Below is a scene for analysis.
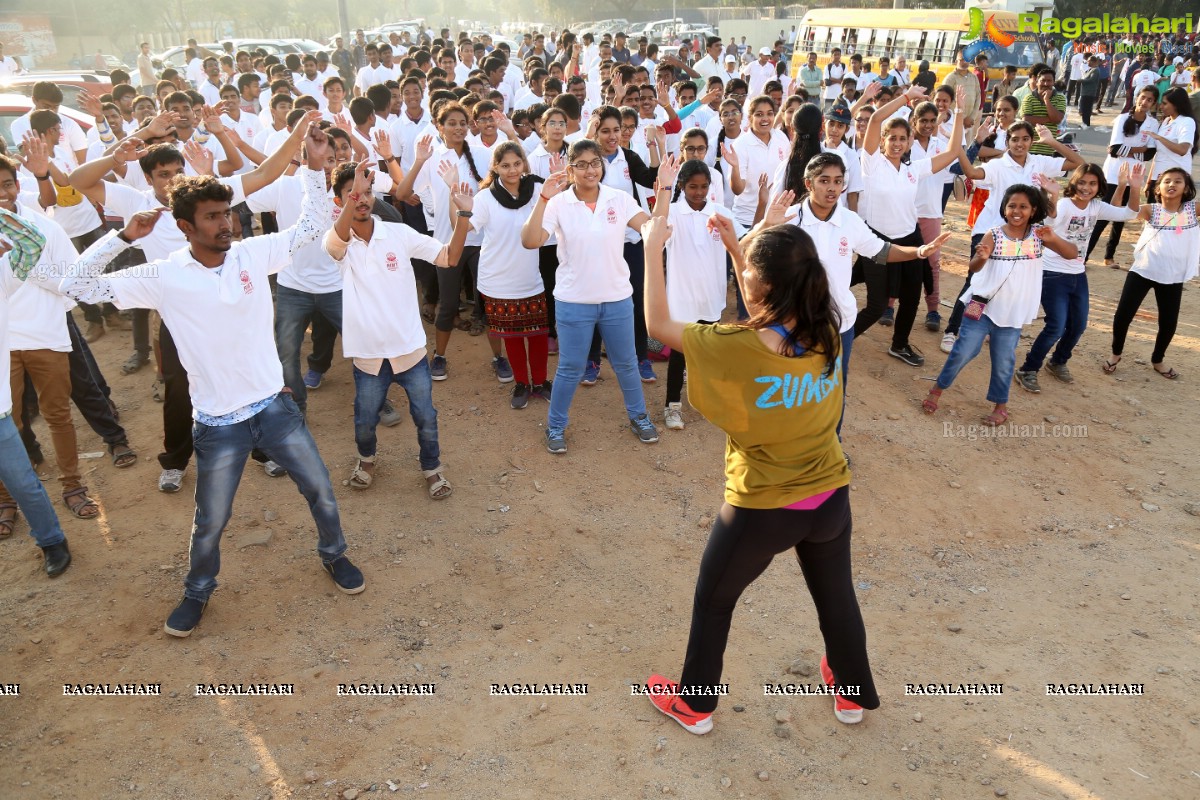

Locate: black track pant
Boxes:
[677,487,879,714]
[1110,271,1183,364]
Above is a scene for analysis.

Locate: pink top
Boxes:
[783,488,837,510]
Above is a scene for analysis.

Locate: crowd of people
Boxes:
[0,24,1195,731]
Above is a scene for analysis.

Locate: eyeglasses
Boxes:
[620,124,637,133]
[728,92,747,100]
[570,159,604,171]
[682,145,708,155]
[854,117,871,124]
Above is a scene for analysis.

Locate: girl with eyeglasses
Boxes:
[520,143,677,454]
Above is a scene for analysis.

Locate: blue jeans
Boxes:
[935,314,1022,405]
[837,327,854,437]
[550,297,647,431]
[944,233,985,336]
[274,285,344,414]
[185,394,346,601]
[1021,271,1088,372]
[353,358,440,470]
[0,415,65,547]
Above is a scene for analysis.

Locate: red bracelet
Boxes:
[540,193,552,202]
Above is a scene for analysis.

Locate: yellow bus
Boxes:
[792,8,1045,92]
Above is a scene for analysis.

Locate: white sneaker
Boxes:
[379,400,403,427]
[940,332,957,354]
[158,468,185,493]
[664,402,685,430]
[262,460,287,477]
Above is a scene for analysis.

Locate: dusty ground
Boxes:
[2,111,1198,800]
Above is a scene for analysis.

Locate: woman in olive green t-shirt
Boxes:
[636,196,880,736]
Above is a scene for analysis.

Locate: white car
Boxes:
[0,93,94,155]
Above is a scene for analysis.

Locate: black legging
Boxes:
[852,226,925,349]
[665,320,715,405]
[677,487,879,714]
[1087,183,1131,262]
[1110,271,1183,364]
[434,245,483,333]
[538,244,558,338]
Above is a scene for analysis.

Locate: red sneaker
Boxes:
[645,674,714,735]
[819,655,864,724]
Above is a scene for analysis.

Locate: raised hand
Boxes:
[200,105,226,134]
[145,110,180,138]
[450,180,474,212]
[303,122,332,166]
[861,81,883,102]
[902,84,927,102]
[373,128,394,160]
[19,133,51,176]
[1129,161,1146,188]
[77,89,104,120]
[919,232,952,258]
[720,142,739,169]
[700,85,722,106]
[954,84,967,113]
[974,117,995,144]
[762,190,797,226]
[181,139,214,175]
[436,158,459,188]
[655,153,680,190]
[542,169,568,200]
[414,134,435,163]
[350,159,374,196]
[756,172,770,201]
[548,152,566,174]
[123,208,168,241]
[111,136,149,166]
[493,110,516,137]
[641,214,672,248]
[1035,124,1056,145]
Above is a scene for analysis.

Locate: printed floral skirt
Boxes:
[481,292,550,338]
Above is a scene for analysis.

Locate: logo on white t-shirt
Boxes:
[386,252,398,271]
[240,270,254,294]
[838,237,849,256]
[607,207,618,224]
[623,167,630,180]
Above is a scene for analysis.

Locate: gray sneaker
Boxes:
[1045,361,1074,384]
[379,400,403,427]
[158,468,185,493]
[630,413,660,443]
[545,427,567,454]
[1014,369,1041,393]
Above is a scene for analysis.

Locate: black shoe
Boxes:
[533,380,553,401]
[164,595,207,637]
[888,344,925,366]
[510,382,531,410]
[878,307,894,327]
[41,540,71,577]
[323,555,365,594]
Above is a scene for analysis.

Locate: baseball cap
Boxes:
[759,47,772,56]
[724,54,736,63]
[825,104,852,125]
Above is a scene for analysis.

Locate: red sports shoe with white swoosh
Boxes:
[645,674,714,735]
[820,655,864,724]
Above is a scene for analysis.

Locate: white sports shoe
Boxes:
[664,402,685,430]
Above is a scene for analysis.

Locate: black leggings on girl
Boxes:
[665,320,715,405]
[1087,183,1130,262]
[677,487,879,714]
[1110,271,1183,364]
[852,227,926,349]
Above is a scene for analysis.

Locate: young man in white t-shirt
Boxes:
[0,210,72,577]
[323,160,470,499]
[64,124,365,637]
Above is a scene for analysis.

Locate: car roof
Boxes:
[0,93,95,127]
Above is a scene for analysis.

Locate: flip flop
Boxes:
[1102,358,1120,374]
[1153,366,1179,380]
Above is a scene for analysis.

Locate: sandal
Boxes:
[453,317,472,332]
[420,304,436,324]
[110,443,137,469]
[120,351,149,375]
[423,467,452,500]
[1153,365,1179,380]
[1105,259,1120,270]
[1102,356,1121,374]
[348,458,375,490]
[63,489,100,519]
[468,318,486,337]
[922,388,942,415]
[152,379,164,402]
[982,406,1009,426]
[0,504,17,538]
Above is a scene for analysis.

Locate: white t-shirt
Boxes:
[664,200,742,322]
[745,60,776,98]
[971,153,1065,235]
[1044,197,1137,274]
[411,144,491,246]
[1069,53,1086,81]
[0,55,23,80]
[65,168,329,417]
[1131,201,1200,285]
[355,64,394,94]
[198,80,225,108]
[470,187,544,299]
[600,148,654,244]
[0,252,28,413]
[1103,113,1159,183]
[822,62,846,101]
[857,149,934,238]
[911,136,953,219]
[1150,115,1196,178]
[220,112,263,173]
[962,227,1044,328]
[294,74,328,108]
[1130,68,1158,95]
[540,185,642,304]
[8,202,75,352]
[245,173,339,294]
[791,199,886,333]
[730,130,790,226]
[327,219,445,359]
[390,110,433,171]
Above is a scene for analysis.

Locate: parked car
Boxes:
[0,73,114,113]
[0,93,93,154]
[155,40,304,70]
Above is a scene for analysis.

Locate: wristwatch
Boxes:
[456,210,473,218]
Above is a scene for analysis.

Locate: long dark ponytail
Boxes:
[436,102,483,182]
[671,159,712,204]
[1123,85,1159,137]
[781,103,824,197]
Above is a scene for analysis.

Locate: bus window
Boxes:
[813,26,829,49]
[894,29,921,60]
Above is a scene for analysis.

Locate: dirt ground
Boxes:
[2,130,1199,800]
